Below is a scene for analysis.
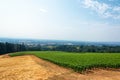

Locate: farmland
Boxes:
[9,51,120,72]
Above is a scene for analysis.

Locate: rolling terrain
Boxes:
[10,51,120,72]
[0,54,120,80]
[0,51,120,80]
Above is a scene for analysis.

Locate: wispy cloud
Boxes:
[81,0,120,19]
[40,8,48,13]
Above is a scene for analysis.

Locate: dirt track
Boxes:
[0,55,120,80]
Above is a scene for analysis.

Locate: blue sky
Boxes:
[0,0,120,42]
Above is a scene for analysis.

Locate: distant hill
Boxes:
[0,38,120,46]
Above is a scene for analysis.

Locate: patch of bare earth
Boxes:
[0,55,120,80]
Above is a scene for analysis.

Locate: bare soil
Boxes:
[0,55,120,80]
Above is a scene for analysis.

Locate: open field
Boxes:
[0,54,120,80]
[10,51,120,72]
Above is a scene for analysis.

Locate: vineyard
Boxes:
[10,51,120,72]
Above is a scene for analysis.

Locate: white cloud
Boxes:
[40,8,48,13]
[113,7,120,11]
[81,0,120,19]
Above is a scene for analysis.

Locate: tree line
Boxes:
[27,45,120,53]
[0,42,26,55]
[54,45,120,53]
[0,42,120,55]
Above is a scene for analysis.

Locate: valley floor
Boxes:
[0,55,120,80]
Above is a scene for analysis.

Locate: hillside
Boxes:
[0,54,120,80]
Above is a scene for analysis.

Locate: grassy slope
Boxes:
[9,51,120,72]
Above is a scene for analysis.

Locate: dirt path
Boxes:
[0,55,120,80]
